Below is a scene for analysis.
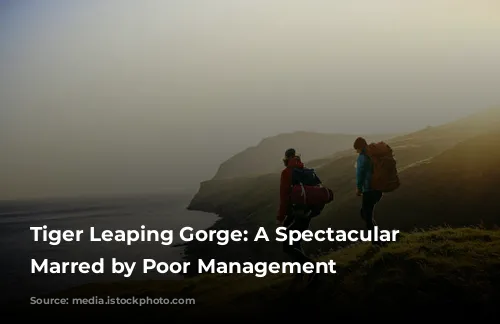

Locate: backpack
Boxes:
[289,167,334,211]
[365,142,400,193]
[291,168,322,186]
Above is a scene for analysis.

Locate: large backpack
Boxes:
[291,168,322,186]
[365,142,400,193]
[289,167,334,210]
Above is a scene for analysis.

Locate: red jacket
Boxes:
[277,157,304,222]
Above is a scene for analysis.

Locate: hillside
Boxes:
[185,108,500,267]
[212,131,397,180]
[11,227,500,320]
[333,129,500,231]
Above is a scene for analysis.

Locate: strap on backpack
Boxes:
[300,183,307,205]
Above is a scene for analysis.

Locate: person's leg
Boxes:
[309,204,325,219]
[362,191,385,246]
[283,210,313,264]
[282,211,299,262]
[282,210,312,283]
[371,190,383,228]
[372,191,387,246]
[295,210,322,283]
[361,191,376,231]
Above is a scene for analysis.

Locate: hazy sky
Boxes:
[1,0,500,199]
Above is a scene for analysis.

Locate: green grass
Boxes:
[189,108,500,225]
[24,227,500,320]
[187,127,500,262]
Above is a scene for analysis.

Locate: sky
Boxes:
[1,0,500,199]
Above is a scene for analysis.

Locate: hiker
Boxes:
[277,148,329,283]
[353,137,400,239]
[354,137,384,241]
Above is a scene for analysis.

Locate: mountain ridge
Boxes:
[184,107,500,270]
[211,131,399,180]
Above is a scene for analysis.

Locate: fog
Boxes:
[1,0,499,199]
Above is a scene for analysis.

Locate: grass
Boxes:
[189,108,500,225]
[14,227,500,320]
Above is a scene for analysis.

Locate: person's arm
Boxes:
[277,168,291,223]
[356,154,367,192]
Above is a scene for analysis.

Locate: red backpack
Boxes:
[289,168,334,207]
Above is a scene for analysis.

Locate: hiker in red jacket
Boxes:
[277,148,321,283]
[277,148,304,225]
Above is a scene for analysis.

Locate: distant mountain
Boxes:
[185,107,500,266]
[212,131,398,180]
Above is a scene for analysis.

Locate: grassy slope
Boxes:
[336,130,500,231]
[189,108,500,220]
[24,227,500,320]
[212,131,398,180]
[184,109,500,265]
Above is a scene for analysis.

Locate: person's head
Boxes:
[282,148,298,166]
[353,137,368,153]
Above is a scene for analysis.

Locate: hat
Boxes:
[283,148,298,161]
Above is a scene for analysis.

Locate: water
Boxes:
[0,192,219,304]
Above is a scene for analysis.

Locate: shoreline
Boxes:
[0,193,220,306]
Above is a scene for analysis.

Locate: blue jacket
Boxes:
[356,148,373,193]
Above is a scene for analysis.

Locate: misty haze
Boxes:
[2,1,500,319]
[1,0,499,200]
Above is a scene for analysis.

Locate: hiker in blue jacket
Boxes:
[354,137,383,244]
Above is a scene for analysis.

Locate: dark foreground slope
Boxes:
[10,227,500,320]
